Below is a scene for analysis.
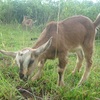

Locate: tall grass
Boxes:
[0,24,100,100]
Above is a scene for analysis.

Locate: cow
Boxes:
[0,14,100,86]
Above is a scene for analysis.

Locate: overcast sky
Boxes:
[0,0,98,2]
[52,0,98,3]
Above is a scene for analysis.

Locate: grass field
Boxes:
[0,24,100,100]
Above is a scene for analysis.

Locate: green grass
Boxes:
[0,24,100,100]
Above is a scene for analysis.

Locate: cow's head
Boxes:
[0,37,52,81]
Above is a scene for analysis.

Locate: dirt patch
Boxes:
[17,86,43,100]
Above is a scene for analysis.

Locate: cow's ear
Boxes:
[0,50,17,58]
[33,37,52,56]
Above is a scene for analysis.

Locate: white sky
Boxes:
[52,0,98,3]
[83,0,98,2]
[1,0,99,3]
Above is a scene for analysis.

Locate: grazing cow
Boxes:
[22,16,36,30]
[0,14,100,86]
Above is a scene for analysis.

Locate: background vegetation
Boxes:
[0,0,100,100]
[0,0,100,24]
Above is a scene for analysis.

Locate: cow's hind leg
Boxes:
[78,45,93,86]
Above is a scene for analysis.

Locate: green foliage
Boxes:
[60,0,100,20]
[0,0,100,24]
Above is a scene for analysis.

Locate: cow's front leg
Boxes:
[72,49,84,74]
[31,59,45,81]
[58,54,67,86]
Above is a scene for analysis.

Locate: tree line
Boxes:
[0,0,100,25]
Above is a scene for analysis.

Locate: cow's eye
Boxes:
[20,53,23,56]
[28,60,34,67]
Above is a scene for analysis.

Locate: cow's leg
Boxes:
[72,49,84,74]
[78,45,93,86]
[58,53,68,86]
[31,59,46,81]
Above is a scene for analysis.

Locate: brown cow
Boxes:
[0,14,100,86]
[22,16,36,30]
